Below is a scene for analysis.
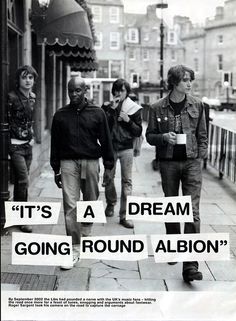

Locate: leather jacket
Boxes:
[146,93,208,160]
[7,89,35,142]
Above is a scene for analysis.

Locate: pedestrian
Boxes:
[50,76,114,269]
[102,78,143,229]
[146,65,208,282]
[7,65,38,233]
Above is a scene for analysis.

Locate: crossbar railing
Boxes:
[208,122,236,183]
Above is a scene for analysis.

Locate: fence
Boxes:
[208,122,236,183]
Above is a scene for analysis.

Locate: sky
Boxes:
[124,0,225,26]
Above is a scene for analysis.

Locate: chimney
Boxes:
[146,5,157,20]
[215,6,224,20]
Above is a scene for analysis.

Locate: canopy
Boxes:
[32,0,98,71]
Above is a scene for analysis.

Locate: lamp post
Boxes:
[156,0,168,98]
[152,0,168,171]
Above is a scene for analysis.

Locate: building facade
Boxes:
[86,0,125,104]
[177,0,236,105]
[124,4,185,105]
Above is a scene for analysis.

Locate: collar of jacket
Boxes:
[16,88,35,100]
[161,92,196,109]
[69,97,88,112]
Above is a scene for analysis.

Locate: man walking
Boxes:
[50,76,114,269]
[102,78,142,229]
[146,65,208,282]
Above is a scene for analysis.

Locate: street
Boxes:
[1,138,236,292]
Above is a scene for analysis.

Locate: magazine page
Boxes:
[1,0,236,321]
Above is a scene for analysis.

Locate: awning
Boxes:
[32,0,98,71]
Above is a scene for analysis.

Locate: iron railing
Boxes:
[208,122,236,183]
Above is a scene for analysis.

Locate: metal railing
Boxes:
[208,122,236,183]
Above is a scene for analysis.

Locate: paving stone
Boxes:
[200,203,224,215]
[206,260,236,281]
[166,280,236,292]
[54,267,89,291]
[201,213,235,225]
[217,203,236,215]
[39,182,63,198]
[138,259,214,281]
[90,260,139,279]
[91,268,140,279]
[117,278,166,291]
[89,277,122,290]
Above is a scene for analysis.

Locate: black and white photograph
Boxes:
[1,0,236,320]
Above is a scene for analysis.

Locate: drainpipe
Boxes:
[0,0,9,228]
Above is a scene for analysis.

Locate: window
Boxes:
[194,58,199,72]
[143,32,149,41]
[127,28,139,43]
[92,6,102,22]
[143,49,149,61]
[171,50,176,61]
[97,60,109,78]
[168,31,176,44]
[110,60,123,78]
[217,54,223,71]
[129,48,136,60]
[109,7,119,23]
[110,32,120,49]
[194,40,198,53]
[143,70,150,82]
[94,32,102,50]
[218,35,223,44]
[143,95,150,104]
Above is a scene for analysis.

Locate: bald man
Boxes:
[50,77,114,269]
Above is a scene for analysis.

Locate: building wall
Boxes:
[178,0,236,102]
[180,31,206,98]
[204,0,236,102]
[86,0,125,103]
[125,5,185,104]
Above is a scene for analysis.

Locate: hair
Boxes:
[15,65,38,88]
[167,65,195,91]
[111,78,131,97]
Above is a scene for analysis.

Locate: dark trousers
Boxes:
[159,158,202,272]
[10,143,32,201]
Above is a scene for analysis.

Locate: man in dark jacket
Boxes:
[102,79,142,229]
[8,65,38,233]
[146,65,208,282]
[50,76,114,269]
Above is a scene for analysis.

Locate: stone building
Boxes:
[124,4,185,105]
[176,0,236,105]
[86,0,125,104]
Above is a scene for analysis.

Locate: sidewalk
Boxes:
[1,135,236,292]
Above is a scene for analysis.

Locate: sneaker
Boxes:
[183,269,203,282]
[20,225,32,233]
[60,246,80,270]
[119,219,134,229]
[105,204,114,217]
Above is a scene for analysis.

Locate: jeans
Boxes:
[105,149,133,219]
[60,159,99,245]
[10,143,32,201]
[159,158,202,272]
